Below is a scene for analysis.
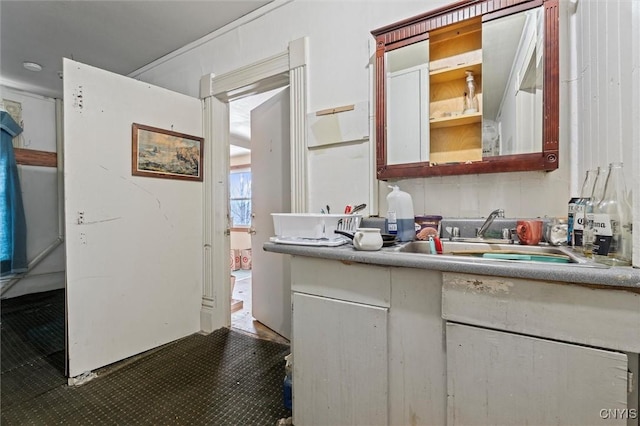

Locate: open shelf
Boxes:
[429,112,482,129]
[429,61,482,84]
[427,16,482,165]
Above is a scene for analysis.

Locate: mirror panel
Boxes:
[386,40,430,165]
[482,6,544,157]
[372,0,559,179]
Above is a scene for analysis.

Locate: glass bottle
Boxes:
[572,169,597,247]
[582,167,606,257]
[592,162,632,266]
[463,71,479,114]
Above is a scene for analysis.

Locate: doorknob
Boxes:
[248,213,257,234]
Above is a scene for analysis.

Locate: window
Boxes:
[230,167,251,228]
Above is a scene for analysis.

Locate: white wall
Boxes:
[573,0,639,267]
[133,0,572,222]
[134,0,635,232]
[132,0,434,217]
[1,86,65,298]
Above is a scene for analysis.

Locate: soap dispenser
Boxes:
[463,71,479,114]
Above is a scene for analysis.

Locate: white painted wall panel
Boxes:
[575,0,638,267]
[575,0,635,188]
[64,60,202,376]
[134,1,634,231]
[132,1,460,217]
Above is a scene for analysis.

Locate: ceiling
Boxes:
[0,0,272,99]
[1,0,274,156]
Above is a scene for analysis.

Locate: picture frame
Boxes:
[132,123,203,182]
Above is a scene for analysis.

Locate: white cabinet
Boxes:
[388,267,446,425]
[290,256,447,426]
[288,259,640,426]
[387,57,430,165]
[446,323,630,426]
[292,292,388,426]
[442,272,640,426]
[291,257,391,425]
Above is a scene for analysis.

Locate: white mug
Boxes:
[353,228,383,251]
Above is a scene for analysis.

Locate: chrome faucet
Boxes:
[476,209,505,238]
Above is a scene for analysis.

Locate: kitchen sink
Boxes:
[394,240,604,266]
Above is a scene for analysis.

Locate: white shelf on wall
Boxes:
[307,101,369,148]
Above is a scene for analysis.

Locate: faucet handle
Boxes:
[445,226,460,240]
[502,227,517,243]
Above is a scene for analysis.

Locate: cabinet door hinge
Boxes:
[628,370,634,394]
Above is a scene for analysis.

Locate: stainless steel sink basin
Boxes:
[394,240,604,266]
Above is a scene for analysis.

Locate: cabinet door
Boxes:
[387,65,429,165]
[293,292,388,426]
[446,323,630,426]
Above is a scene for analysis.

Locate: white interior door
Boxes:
[64,59,203,377]
[250,87,291,339]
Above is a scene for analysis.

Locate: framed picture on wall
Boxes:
[132,123,203,181]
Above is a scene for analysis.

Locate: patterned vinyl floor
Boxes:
[1,289,292,425]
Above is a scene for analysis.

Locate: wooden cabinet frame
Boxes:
[372,0,559,179]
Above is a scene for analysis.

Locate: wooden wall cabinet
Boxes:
[372,0,559,179]
[428,17,483,165]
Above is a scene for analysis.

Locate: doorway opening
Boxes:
[202,37,307,338]
[228,89,289,345]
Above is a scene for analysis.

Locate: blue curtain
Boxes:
[1,111,27,275]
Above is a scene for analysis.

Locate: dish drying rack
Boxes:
[270,213,362,246]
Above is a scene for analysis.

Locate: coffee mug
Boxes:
[516,220,543,245]
[353,228,383,251]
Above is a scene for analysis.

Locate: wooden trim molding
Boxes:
[371,0,533,42]
[14,148,57,168]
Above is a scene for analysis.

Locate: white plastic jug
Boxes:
[386,185,415,242]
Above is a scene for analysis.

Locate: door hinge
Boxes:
[629,370,634,394]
